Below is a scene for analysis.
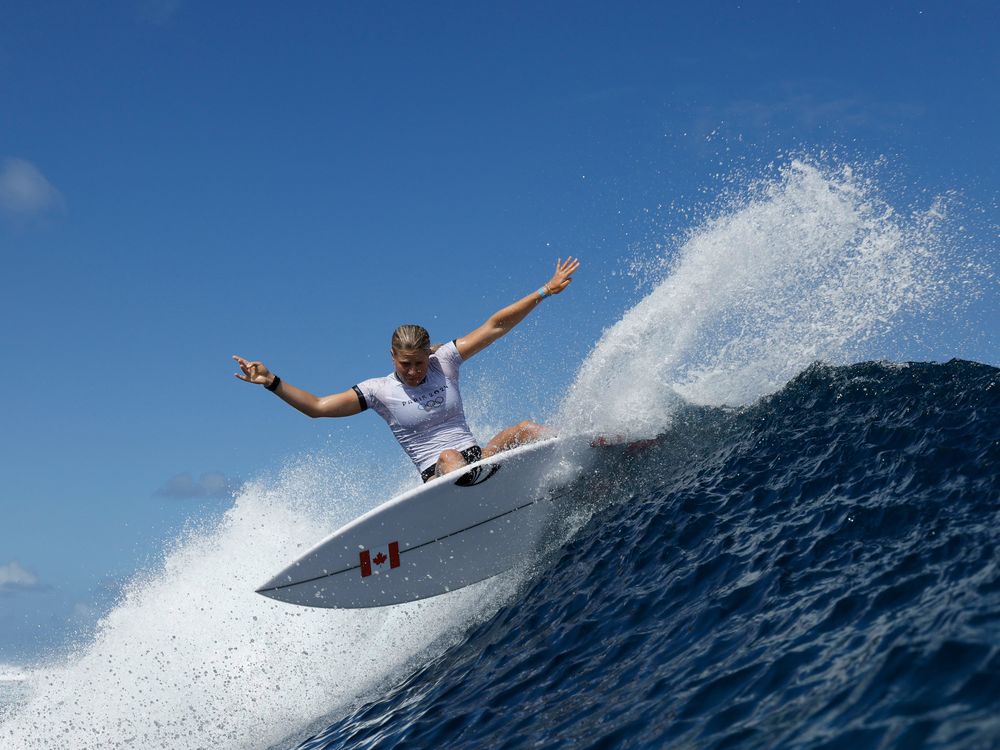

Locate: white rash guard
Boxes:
[353,341,478,472]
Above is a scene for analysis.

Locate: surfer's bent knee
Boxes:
[421,445,484,483]
[514,420,547,442]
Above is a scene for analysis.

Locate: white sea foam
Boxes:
[0,456,520,749]
[556,159,960,438]
[0,666,30,724]
[0,665,26,683]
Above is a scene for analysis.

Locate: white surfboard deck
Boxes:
[256,437,591,609]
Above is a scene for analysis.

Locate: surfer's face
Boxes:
[392,349,430,386]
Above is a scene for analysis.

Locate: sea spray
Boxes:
[557,160,957,438]
[0,666,28,721]
[0,454,521,750]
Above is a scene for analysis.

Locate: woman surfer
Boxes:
[233,257,580,483]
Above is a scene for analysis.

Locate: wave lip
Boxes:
[558,159,963,439]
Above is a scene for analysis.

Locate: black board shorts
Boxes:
[421,445,483,483]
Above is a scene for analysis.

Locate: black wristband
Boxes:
[265,375,281,392]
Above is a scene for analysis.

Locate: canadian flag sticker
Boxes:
[359,541,401,578]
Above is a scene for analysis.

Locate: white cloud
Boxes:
[0,560,47,594]
[155,471,240,499]
[0,158,63,217]
[680,85,924,145]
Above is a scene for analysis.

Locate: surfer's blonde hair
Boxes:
[391,324,441,354]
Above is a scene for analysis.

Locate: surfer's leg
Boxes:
[482,420,550,458]
[434,448,469,478]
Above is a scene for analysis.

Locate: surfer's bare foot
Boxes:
[483,420,550,458]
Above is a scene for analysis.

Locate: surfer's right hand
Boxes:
[233,355,274,387]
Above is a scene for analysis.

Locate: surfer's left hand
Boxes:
[543,256,580,295]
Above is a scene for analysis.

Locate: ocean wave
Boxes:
[302,359,1000,749]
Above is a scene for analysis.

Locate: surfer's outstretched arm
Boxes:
[232,355,363,418]
[456,256,580,360]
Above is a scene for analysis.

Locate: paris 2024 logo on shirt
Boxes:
[415,396,445,411]
[401,385,449,412]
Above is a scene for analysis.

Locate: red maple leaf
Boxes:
[373,552,387,566]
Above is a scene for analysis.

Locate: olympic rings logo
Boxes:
[415,397,445,411]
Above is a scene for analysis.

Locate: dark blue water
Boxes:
[299,359,1000,750]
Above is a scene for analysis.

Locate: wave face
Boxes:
[301,359,1000,749]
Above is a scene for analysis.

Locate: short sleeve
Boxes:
[433,340,463,380]
[353,379,381,412]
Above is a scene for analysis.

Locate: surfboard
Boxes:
[255,437,591,609]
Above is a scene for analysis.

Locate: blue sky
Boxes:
[2,1,998,661]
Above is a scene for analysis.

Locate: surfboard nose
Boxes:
[255,581,284,600]
[256,556,350,606]
[255,566,302,603]
[256,580,319,606]
[255,586,280,601]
